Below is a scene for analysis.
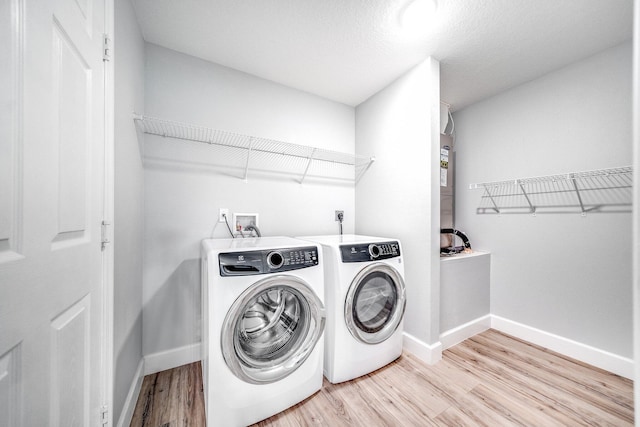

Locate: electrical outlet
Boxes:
[219,208,230,223]
[335,210,344,221]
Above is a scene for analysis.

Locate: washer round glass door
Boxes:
[345,263,406,344]
[221,275,325,384]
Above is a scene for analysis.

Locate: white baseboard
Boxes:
[402,332,442,364]
[143,342,202,376]
[440,315,491,350]
[117,359,144,427]
[491,315,633,380]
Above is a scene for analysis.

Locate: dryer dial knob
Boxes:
[267,251,284,269]
[368,244,381,259]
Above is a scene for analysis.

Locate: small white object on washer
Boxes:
[297,234,406,384]
[201,236,325,426]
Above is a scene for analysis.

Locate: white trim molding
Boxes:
[440,315,491,350]
[143,342,202,376]
[116,359,144,427]
[491,315,633,380]
[402,332,442,364]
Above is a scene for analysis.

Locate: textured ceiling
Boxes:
[131,0,633,110]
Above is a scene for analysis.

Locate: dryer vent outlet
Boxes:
[335,210,344,222]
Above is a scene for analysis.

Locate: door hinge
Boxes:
[102,33,111,62]
[101,220,111,251]
[100,405,109,425]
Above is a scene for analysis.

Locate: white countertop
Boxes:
[440,251,490,262]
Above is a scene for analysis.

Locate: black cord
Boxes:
[223,214,235,238]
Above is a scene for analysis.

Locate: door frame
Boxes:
[101,0,115,424]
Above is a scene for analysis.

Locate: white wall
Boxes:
[355,58,442,359]
[454,42,633,358]
[142,44,357,356]
[113,0,144,422]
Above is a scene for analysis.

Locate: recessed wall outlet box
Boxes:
[218,208,229,223]
[335,210,344,221]
[233,213,259,234]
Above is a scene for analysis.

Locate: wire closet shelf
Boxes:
[134,114,375,184]
[469,166,633,215]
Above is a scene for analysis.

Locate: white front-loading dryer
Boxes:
[298,234,406,384]
[201,237,325,426]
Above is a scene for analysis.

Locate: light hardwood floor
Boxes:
[130,329,633,426]
[130,360,205,427]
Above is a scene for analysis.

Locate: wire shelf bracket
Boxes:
[469,166,633,215]
[134,114,375,184]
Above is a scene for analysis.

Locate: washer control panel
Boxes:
[219,246,319,276]
[340,241,401,262]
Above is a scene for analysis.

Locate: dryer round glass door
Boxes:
[345,263,406,344]
[221,275,325,384]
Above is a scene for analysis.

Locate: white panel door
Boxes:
[0,0,107,425]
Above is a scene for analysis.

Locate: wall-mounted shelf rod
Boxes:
[469,166,633,215]
[133,114,375,184]
[134,114,373,166]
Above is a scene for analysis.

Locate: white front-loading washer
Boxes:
[201,237,325,426]
[298,234,406,384]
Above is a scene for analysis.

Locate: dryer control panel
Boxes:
[219,246,319,276]
[340,241,401,262]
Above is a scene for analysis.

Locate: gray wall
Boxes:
[633,0,639,408]
[454,42,633,358]
[355,58,442,349]
[142,44,357,356]
[440,253,490,333]
[113,0,144,421]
